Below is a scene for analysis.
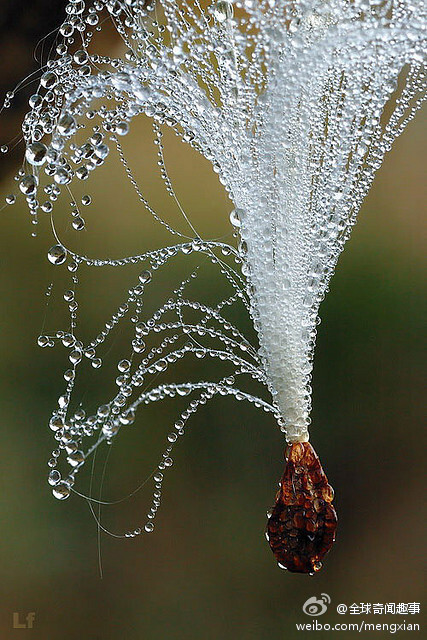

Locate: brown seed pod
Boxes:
[266,441,337,574]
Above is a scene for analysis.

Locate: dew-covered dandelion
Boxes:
[2,0,425,573]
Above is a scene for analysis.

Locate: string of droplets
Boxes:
[2,0,425,539]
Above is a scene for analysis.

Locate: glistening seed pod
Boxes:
[267,442,337,574]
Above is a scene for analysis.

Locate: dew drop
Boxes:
[52,482,71,500]
[19,174,38,195]
[41,71,57,88]
[118,359,131,372]
[47,244,67,265]
[213,1,234,23]
[48,469,61,485]
[57,113,77,136]
[37,335,50,347]
[49,416,64,432]
[138,270,152,284]
[26,142,48,166]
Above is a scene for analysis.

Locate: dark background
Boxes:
[0,2,425,638]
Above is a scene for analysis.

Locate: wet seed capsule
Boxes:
[266,441,337,574]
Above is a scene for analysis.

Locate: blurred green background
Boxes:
[0,11,426,639]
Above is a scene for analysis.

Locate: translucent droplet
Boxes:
[19,174,38,195]
[63,377,74,391]
[25,142,47,166]
[41,201,53,213]
[118,359,131,372]
[47,244,67,265]
[29,93,42,108]
[57,113,77,136]
[49,416,64,432]
[213,1,234,23]
[59,23,74,37]
[48,469,61,485]
[76,166,89,180]
[69,349,82,364]
[41,71,57,89]
[72,216,85,230]
[138,270,152,284]
[73,49,88,65]
[54,168,71,184]
[37,335,49,347]
[97,404,110,418]
[116,121,129,136]
[52,482,71,500]
[67,450,85,467]
[229,208,243,228]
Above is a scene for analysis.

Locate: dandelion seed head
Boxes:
[2,0,425,541]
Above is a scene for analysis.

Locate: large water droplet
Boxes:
[52,482,71,500]
[229,208,244,228]
[213,1,234,23]
[48,469,61,486]
[138,270,152,284]
[57,113,77,136]
[41,71,57,89]
[25,142,47,166]
[19,174,38,195]
[67,450,85,467]
[49,416,64,432]
[47,244,67,265]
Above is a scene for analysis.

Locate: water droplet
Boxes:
[73,49,89,65]
[116,121,129,136]
[72,216,85,230]
[47,244,67,265]
[67,450,84,467]
[118,359,131,372]
[57,113,77,136]
[19,174,38,195]
[69,349,82,364]
[213,1,234,23]
[54,168,71,184]
[229,208,244,228]
[49,416,64,432]
[37,335,50,347]
[97,404,110,418]
[52,482,71,500]
[29,93,42,108]
[41,71,57,89]
[26,142,48,166]
[138,270,152,284]
[48,469,61,485]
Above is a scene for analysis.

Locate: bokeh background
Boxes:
[0,3,425,639]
